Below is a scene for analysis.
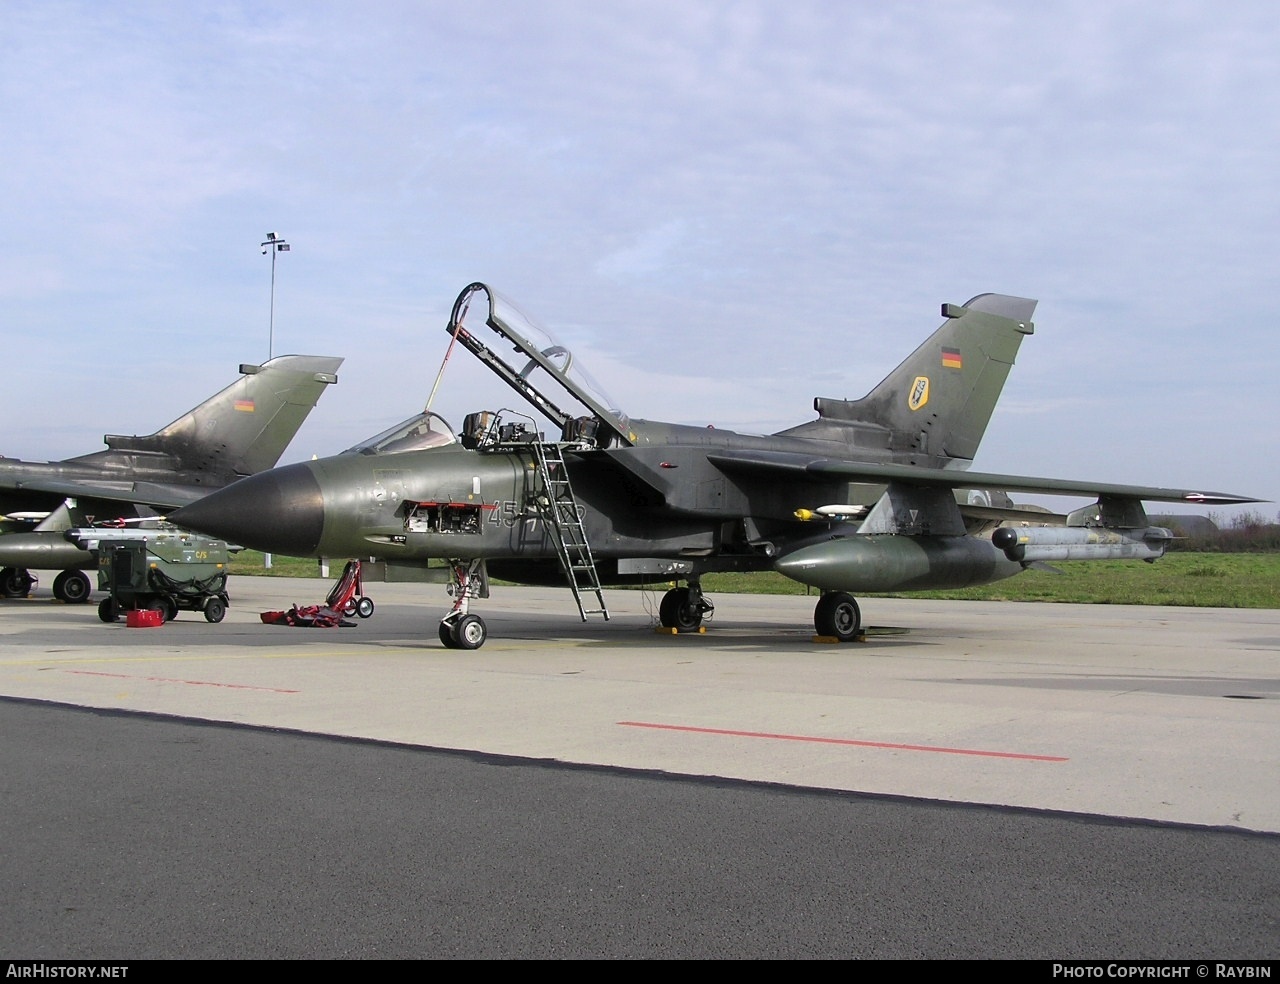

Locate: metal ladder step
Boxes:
[530,441,609,622]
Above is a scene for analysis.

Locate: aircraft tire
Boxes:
[439,621,459,648]
[53,570,93,604]
[454,614,487,650]
[814,592,861,642]
[97,598,119,623]
[204,597,226,623]
[356,597,375,619]
[659,587,703,631]
[1,567,35,598]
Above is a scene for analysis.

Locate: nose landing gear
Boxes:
[439,559,490,649]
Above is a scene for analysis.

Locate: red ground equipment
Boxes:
[259,560,375,628]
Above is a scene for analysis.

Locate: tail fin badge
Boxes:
[908,376,930,412]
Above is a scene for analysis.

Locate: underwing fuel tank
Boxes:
[773,534,1023,593]
[0,532,92,572]
[991,526,1172,563]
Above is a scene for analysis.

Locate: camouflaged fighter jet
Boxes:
[170,283,1259,649]
[0,354,342,602]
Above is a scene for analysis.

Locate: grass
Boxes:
[229,551,1280,609]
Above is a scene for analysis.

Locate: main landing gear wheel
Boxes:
[1,567,35,598]
[53,570,92,604]
[814,591,862,642]
[659,585,710,631]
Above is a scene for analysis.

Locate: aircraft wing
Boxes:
[958,502,1067,525]
[0,477,209,510]
[706,449,1264,505]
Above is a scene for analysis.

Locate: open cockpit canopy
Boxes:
[448,282,632,448]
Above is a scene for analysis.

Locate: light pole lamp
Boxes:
[260,232,290,360]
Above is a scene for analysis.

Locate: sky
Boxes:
[2,1,1276,521]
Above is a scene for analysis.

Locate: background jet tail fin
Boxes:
[780,294,1035,464]
[103,355,343,481]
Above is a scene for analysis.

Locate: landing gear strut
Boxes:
[658,580,714,631]
[814,591,862,642]
[439,559,490,650]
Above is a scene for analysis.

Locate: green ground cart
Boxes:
[96,531,232,624]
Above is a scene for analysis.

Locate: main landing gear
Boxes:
[658,580,715,632]
[0,568,94,603]
[0,567,36,598]
[656,582,862,641]
[53,570,93,604]
[813,591,862,642]
[438,559,490,650]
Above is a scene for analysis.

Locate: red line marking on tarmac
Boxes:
[66,670,298,694]
[617,721,1068,762]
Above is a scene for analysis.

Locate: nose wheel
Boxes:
[440,613,488,650]
[438,558,490,649]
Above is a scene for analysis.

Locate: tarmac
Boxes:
[2,574,1278,958]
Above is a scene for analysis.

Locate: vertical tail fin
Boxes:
[779,294,1036,465]
[100,355,343,481]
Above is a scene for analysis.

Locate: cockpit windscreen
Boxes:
[342,412,457,455]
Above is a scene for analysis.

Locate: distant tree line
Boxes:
[1162,510,1280,552]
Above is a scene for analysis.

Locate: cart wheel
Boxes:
[155,598,179,622]
[204,597,226,623]
[356,597,375,619]
[97,598,119,623]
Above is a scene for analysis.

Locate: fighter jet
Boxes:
[0,354,343,602]
[171,283,1259,649]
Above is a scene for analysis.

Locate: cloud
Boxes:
[0,0,1275,512]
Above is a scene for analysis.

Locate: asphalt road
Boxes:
[2,576,1277,959]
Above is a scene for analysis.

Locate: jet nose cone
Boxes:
[171,462,324,556]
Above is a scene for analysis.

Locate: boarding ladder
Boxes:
[529,441,610,622]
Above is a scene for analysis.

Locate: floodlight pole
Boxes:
[260,232,290,360]
[258,233,290,570]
